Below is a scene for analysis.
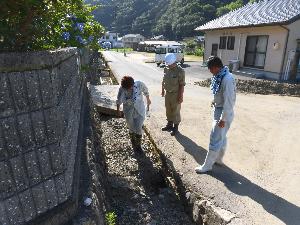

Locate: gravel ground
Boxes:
[195,78,300,97]
[100,115,195,225]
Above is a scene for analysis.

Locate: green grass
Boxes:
[101,48,133,52]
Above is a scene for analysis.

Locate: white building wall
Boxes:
[204,25,288,76]
[282,20,300,79]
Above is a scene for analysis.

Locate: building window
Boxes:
[168,48,178,53]
[211,44,218,56]
[227,36,235,50]
[219,36,227,49]
[244,35,269,68]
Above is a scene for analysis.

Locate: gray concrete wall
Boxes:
[0,48,85,225]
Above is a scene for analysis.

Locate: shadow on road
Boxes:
[175,133,300,225]
[181,64,191,68]
[175,133,207,165]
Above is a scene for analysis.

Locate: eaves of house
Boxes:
[195,0,300,31]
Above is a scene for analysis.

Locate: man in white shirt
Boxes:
[195,56,236,173]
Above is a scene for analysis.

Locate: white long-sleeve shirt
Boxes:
[116,81,149,118]
[213,72,236,121]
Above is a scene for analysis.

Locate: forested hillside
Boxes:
[86,0,255,39]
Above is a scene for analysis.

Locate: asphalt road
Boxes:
[102,51,300,225]
[104,51,211,85]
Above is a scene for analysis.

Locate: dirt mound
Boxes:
[195,79,300,97]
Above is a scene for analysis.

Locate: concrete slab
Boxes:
[88,84,121,116]
[99,77,113,85]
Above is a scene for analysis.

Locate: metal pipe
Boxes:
[237,33,242,60]
[280,25,290,80]
[284,58,291,80]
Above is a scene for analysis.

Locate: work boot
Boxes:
[215,148,225,166]
[195,150,219,173]
[129,133,137,149]
[134,134,143,152]
[170,124,179,136]
[161,121,173,132]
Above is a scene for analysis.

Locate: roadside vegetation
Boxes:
[1,0,104,51]
[86,0,257,40]
[184,40,204,57]
[108,48,133,52]
[196,79,300,97]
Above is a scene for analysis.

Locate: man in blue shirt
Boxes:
[195,56,236,173]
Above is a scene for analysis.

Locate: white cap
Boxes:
[165,53,176,65]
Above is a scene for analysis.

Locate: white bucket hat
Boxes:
[165,53,177,65]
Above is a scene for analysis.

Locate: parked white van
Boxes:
[155,45,184,66]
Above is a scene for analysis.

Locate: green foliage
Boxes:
[194,47,204,56]
[105,211,117,225]
[186,40,197,49]
[84,0,255,40]
[184,40,204,57]
[0,0,105,51]
[216,0,244,16]
[153,0,218,39]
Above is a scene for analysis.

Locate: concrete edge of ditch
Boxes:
[143,127,236,225]
[100,52,237,225]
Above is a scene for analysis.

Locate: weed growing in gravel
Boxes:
[105,211,117,225]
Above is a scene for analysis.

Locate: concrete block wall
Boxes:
[0,48,85,225]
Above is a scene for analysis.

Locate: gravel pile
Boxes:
[195,79,300,97]
[100,115,195,225]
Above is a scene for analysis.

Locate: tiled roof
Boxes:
[196,0,300,31]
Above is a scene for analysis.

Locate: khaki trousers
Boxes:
[165,92,181,124]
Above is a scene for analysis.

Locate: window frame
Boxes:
[211,44,218,56]
[219,36,227,49]
[244,35,269,69]
[227,36,235,50]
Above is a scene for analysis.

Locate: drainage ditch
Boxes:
[100,115,195,225]
[73,52,203,225]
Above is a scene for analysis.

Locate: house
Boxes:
[99,31,123,48]
[151,35,166,41]
[122,34,145,50]
[196,0,300,81]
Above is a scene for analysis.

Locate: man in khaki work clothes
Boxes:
[161,53,185,136]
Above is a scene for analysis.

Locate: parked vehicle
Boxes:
[155,45,184,66]
[101,41,112,50]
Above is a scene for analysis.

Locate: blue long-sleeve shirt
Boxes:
[213,72,236,121]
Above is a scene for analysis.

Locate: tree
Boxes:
[0,0,105,51]
[153,0,215,39]
[216,0,247,17]
[79,0,254,40]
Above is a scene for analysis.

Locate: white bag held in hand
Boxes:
[146,105,151,117]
